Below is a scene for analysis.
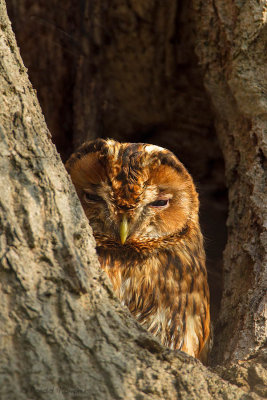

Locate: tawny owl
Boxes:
[66,138,211,362]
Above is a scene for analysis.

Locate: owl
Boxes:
[66,138,211,362]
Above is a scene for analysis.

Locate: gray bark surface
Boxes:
[191,1,267,395]
[0,0,266,399]
[193,0,267,367]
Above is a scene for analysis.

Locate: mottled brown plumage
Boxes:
[66,139,211,362]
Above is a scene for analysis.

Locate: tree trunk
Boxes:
[192,0,267,391]
[1,0,267,399]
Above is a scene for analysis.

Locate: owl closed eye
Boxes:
[66,138,211,363]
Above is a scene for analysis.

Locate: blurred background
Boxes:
[7,0,228,322]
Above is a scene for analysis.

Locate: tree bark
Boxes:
[1,0,266,399]
[192,0,267,377]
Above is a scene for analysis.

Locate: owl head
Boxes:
[66,139,199,245]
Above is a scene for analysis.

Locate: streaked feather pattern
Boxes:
[66,139,211,362]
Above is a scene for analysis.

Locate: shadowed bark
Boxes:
[1,0,266,398]
[192,0,267,393]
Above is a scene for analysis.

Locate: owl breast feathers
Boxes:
[66,139,211,362]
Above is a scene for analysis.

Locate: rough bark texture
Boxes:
[192,0,267,383]
[1,0,266,399]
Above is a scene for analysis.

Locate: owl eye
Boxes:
[149,199,169,208]
[83,192,103,203]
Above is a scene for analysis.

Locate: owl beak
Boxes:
[119,214,129,244]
